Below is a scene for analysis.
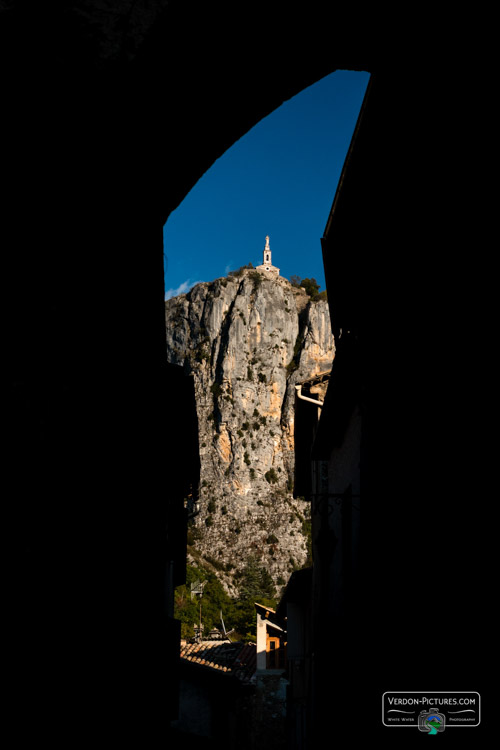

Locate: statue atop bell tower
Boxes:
[256,235,280,276]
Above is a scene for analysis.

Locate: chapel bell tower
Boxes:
[264,235,272,266]
[256,235,280,275]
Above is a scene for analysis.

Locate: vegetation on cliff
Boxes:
[175,561,277,641]
[165,268,334,595]
[290,275,327,301]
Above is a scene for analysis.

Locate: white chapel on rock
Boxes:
[256,236,280,276]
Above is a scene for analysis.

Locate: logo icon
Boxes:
[418,710,445,734]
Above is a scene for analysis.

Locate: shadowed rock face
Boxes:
[165,270,334,592]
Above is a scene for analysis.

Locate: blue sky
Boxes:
[163,69,370,300]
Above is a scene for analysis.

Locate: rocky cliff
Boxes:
[165,269,335,594]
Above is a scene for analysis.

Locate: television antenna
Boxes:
[190,580,206,599]
[220,610,235,641]
[191,580,207,642]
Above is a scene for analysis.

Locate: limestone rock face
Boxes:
[165,271,335,594]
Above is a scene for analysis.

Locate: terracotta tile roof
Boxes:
[180,640,257,684]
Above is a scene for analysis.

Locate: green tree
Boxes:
[233,556,277,638]
[300,277,320,300]
[265,468,279,484]
[289,276,327,301]
[174,569,201,639]
[174,565,235,640]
